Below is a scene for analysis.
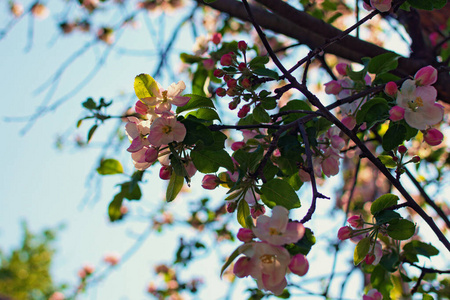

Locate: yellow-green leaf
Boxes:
[97,159,124,175]
[134,73,159,99]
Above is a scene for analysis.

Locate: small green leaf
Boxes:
[354,237,371,265]
[422,294,434,300]
[237,199,250,228]
[356,97,390,129]
[87,124,98,143]
[371,193,399,216]
[378,155,397,168]
[191,149,235,173]
[192,67,208,96]
[76,119,83,128]
[176,94,215,114]
[368,52,400,75]
[82,98,97,110]
[97,158,124,175]
[249,56,270,69]
[186,108,221,122]
[403,241,439,261]
[375,210,401,224]
[180,53,203,64]
[108,194,124,222]
[120,182,142,201]
[166,173,184,202]
[260,179,300,210]
[387,219,416,240]
[383,123,407,151]
[134,73,159,99]
[253,105,271,123]
[380,251,400,272]
[252,68,279,80]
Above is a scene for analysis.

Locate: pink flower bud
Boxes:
[289,254,309,276]
[414,65,438,86]
[185,160,197,178]
[238,105,250,118]
[237,228,255,242]
[228,101,238,110]
[423,128,444,146]
[238,62,247,72]
[241,78,252,89]
[226,88,237,96]
[220,54,233,66]
[201,174,219,190]
[49,292,65,300]
[233,256,252,278]
[384,81,398,96]
[211,33,222,45]
[389,106,405,121]
[213,69,224,78]
[145,147,158,163]
[347,215,363,228]
[103,253,120,265]
[337,226,353,240]
[250,205,265,219]
[231,141,245,151]
[120,205,128,215]
[226,201,237,213]
[397,145,407,154]
[336,63,348,76]
[10,3,24,18]
[341,116,356,130]
[364,253,376,265]
[324,80,342,95]
[216,87,226,97]
[412,155,420,163]
[203,58,215,70]
[429,32,439,46]
[223,74,231,82]
[227,78,237,88]
[363,289,383,300]
[238,40,247,52]
[159,166,172,180]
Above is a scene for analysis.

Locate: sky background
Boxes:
[1,1,448,299]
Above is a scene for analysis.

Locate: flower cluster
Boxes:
[126,79,190,173]
[231,206,308,295]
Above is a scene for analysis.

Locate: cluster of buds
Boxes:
[231,206,308,296]
[59,20,91,35]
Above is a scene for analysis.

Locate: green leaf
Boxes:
[120,181,142,201]
[82,98,97,110]
[354,237,371,266]
[252,68,279,80]
[260,179,301,210]
[368,52,400,75]
[233,147,264,172]
[191,149,234,173]
[378,155,397,168]
[180,53,203,64]
[422,295,434,300]
[403,241,439,262]
[176,94,215,114]
[279,100,311,124]
[252,105,271,123]
[87,124,98,143]
[134,73,159,99]
[380,251,400,272]
[249,56,269,69]
[186,108,221,122]
[356,97,390,129]
[286,227,316,255]
[220,244,251,278]
[108,194,124,222]
[182,117,214,146]
[192,67,208,96]
[166,173,184,202]
[371,194,399,216]
[287,172,303,191]
[237,199,250,228]
[371,265,393,298]
[97,158,124,175]
[375,210,401,224]
[383,123,407,151]
[387,219,416,240]
[407,0,446,10]
[262,161,279,182]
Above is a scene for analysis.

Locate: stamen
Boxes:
[260,254,275,264]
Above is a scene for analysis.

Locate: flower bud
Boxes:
[250,205,265,219]
[236,228,255,242]
[241,78,252,89]
[228,101,238,110]
[201,174,220,190]
[336,63,348,76]
[238,62,247,72]
[238,105,250,118]
[213,69,224,78]
[423,128,444,146]
[216,87,226,97]
[238,40,247,52]
[384,81,398,96]
[414,65,437,86]
[211,33,222,45]
[324,80,342,95]
[227,78,237,89]
[220,54,233,66]
[223,74,231,82]
[233,257,252,278]
[103,253,120,265]
[337,226,353,240]
[226,201,237,213]
[412,155,420,163]
[347,215,363,228]
[389,106,405,121]
[231,141,245,151]
[145,147,158,163]
[135,100,148,115]
[203,58,215,70]
[49,292,65,300]
[364,253,376,265]
[159,166,172,180]
[289,254,309,276]
[397,145,407,154]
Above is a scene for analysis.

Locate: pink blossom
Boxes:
[372,241,383,265]
[288,254,309,276]
[384,81,398,96]
[370,0,392,12]
[31,3,49,19]
[141,81,190,114]
[336,63,348,76]
[83,264,95,275]
[326,127,345,150]
[148,115,186,146]
[341,116,356,130]
[202,174,220,190]
[324,80,342,95]
[298,169,311,182]
[389,106,405,121]
[236,242,291,296]
[10,3,24,17]
[233,256,253,278]
[321,149,341,177]
[347,215,363,228]
[231,141,245,151]
[252,206,305,245]
[237,228,255,242]
[396,79,444,130]
[131,146,158,170]
[125,117,150,152]
[414,66,438,86]
[185,160,197,178]
[423,128,444,146]
[363,289,383,300]
[103,253,120,265]
[49,292,65,300]
[337,226,353,240]
[251,204,265,218]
